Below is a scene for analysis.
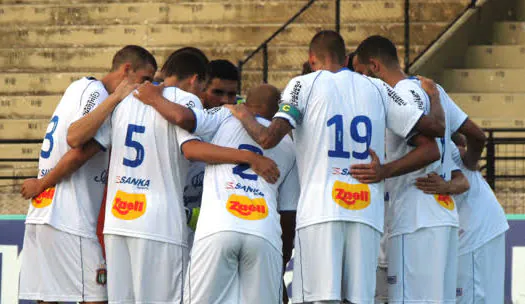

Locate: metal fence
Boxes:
[237,0,478,93]
[482,129,525,214]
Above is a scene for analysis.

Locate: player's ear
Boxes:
[121,63,132,76]
[369,58,380,74]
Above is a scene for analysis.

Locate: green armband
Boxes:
[188,207,200,231]
[278,103,302,123]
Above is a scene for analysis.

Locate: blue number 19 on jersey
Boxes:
[327,115,372,160]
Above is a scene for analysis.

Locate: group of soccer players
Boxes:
[17,29,509,304]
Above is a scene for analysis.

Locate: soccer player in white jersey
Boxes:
[73,80,278,303]
[18,45,157,304]
[353,35,485,303]
[222,31,449,304]
[415,133,508,303]
[184,84,299,304]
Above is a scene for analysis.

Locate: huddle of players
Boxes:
[17,29,508,304]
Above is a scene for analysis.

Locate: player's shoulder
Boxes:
[162,86,203,109]
[395,78,428,109]
[68,76,107,95]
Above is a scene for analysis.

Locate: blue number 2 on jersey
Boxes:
[40,115,59,159]
[123,124,146,168]
[232,144,263,181]
[327,115,372,160]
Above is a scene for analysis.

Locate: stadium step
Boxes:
[448,93,525,118]
[470,117,525,129]
[0,119,51,140]
[0,95,59,118]
[0,162,38,178]
[0,143,41,160]
[463,45,525,68]
[0,1,467,26]
[0,72,104,95]
[492,22,525,45]
[0,23,446,48]
[442,69,525,93]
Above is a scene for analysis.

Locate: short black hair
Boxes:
[301,61,312,75]
[309,30,346,65]
[111,45,157,72]
[347,51,356,71]
[161,51,207,81]
[355,35,399,66]
[206,60,239,84]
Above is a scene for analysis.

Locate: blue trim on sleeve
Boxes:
[92,138,107,152]
[189,108,198,133]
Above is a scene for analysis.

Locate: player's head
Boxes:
[347,51,356,72]
[156,47,209,82]
[203,60,239,108]
[108,45,157,92]
[245,84,280,120]
[308,30,346,72]
[160,50,208,96]
[301,60,312,75]
[354,35,400,77]
[452,132,467,148]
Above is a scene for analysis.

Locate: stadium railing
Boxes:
[237,0,479,90]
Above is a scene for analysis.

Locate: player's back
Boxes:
[451,144,508,255]
[196,115,297,252]
[291,69,388,232]
[26,77,110,239]
[385,78,460,236]
[99,87,201,247]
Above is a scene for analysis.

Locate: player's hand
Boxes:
[224,104,252,121]
[134,81,165,107]
[113,78,140,101]
[415,172,448,194]
[417,75,439,101]
[250,154,280,184]
[20,178,44,200]
[350,149,384,183]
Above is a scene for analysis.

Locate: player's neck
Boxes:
[382,68,407,88]
[317,63,344,73]
[101,72,120,94]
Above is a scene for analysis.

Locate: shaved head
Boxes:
[245,84,280,120]
[309,30,346,66]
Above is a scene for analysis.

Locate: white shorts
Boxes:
[457,233,506,304]
[292,221,380,304]
[184,231,282,304]
[388,226,458,304]
[104,234,189,304]
[19,224,107,302]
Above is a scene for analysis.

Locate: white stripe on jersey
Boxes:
[26,77,110,239]
[96,87,202,246]
[194,116,299,252]
[273,69,424,232]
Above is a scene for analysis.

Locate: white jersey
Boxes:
[385,78,468,236]
[95,87,202,246]
[190,108,299,251]
[26,77,109,239]
[273,69,424,232]
[451,144,509,255]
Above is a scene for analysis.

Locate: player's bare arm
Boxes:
[181,140,280,184]
[414,75,446,137]
[224,104,291,149]
[351,135,440,183]
[415,170,470,195]
[68,79,138,148]
[456,119,487,170]
[20,139,103,199]
[134,81,197,132]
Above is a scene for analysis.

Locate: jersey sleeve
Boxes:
[277,162,300,211]
[176,127,200,153]
[72,81,110,122]
[191,107,232,142]
[440,86,468,133]
[394,82,429,142]
[93,115,112,151]
[377,79,424,138]
[177,90,204,110]
[273,76,308,128]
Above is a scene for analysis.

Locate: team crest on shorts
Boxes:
[96,266,107,286]
[456,288,463,297]
[387,275,397,285]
